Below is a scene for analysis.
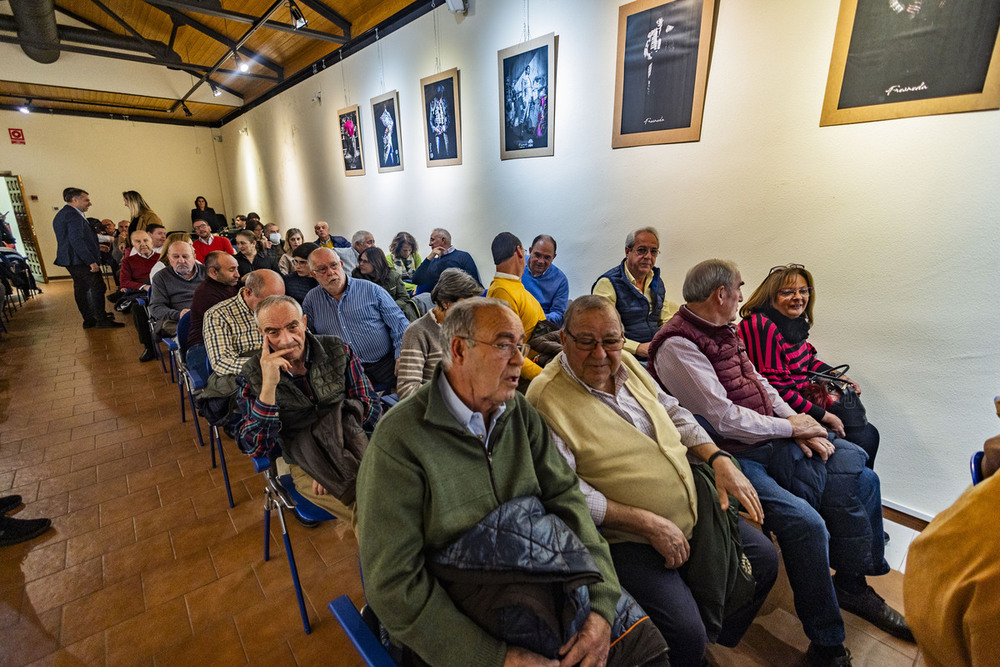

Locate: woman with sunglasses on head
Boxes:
[738,264,879,469]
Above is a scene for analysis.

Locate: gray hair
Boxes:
[625,226,659,249]
[352,229,372,245]
[431,268,483,307]
[431,227,452,244]
[439,297,511,369]
[255,294,302,321]
[562,294,622,333]
[682,259,740,303]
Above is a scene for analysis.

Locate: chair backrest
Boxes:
[971,451,985,485]
[176,311,192,356]
[328,596,396,667]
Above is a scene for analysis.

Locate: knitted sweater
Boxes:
[148,264,206,323]
[396,310,441,399]
[356,366,621,667]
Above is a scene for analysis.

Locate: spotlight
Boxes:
[18,99,31,114]
[209,82,222,97]
[234,52,249,73]
[182,102,192,117]
[289,0,308,29]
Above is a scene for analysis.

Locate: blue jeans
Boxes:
[737,436,887,646]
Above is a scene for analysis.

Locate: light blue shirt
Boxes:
[437,370,506,449]
[302,277,409,364]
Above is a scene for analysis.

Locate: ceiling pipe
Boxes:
[9,0,60,63]
[0,16,182,63]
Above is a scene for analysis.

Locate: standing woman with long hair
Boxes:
[124,191,163,236]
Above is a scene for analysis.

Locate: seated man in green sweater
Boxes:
[356,298,624,667]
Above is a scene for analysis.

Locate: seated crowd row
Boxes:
[90,192,918,667]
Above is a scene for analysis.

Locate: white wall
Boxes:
[0,111,227,278]
[219,0,1000,518]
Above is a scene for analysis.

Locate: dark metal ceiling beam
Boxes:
[0,93,168,113]
[142,0,349,44]
[170,0,285,113]
[0,33,277,82]
[155,6,282,78]
[90,0,165,60]
[297,0,351,36]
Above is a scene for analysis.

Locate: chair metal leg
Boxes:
[209,424,217,468]
[178,371,187,423]
[186,383,206,448]
[276,506,312,634]
[263,495,273,562]
[212,425,235,508]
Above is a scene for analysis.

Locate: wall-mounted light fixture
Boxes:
[18,98,31,114]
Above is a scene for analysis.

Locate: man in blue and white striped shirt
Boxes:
[303,248,409,389]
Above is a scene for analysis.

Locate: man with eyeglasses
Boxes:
[356,298,646,666]
[648,259,912,666]
[191,218,235,263]
[592,227,678,360]
[303,248,409,389]
[526,295,778,667]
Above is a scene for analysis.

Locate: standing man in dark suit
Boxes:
[53,187,124,329]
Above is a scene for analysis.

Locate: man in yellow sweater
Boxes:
[526,295,778,667]
[486,232,546,381]
[904,433,1000,666]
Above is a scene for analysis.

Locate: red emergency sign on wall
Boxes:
[9,129,26,144]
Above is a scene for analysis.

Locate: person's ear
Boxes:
[450,336,467,364]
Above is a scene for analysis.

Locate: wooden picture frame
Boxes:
[821,0,1000,126]
[498,33,557,160]
[611,0,715,148]
[420,68,463,167]
[337,105,365,176]
[370,90,404,173]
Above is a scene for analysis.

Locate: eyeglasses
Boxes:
[629,246,660,257]
[776,287,813,298]
[769,263,805,274]
[465,338,528,359]
[565,331,625,352]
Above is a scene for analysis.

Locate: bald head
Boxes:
[243,269,285,312]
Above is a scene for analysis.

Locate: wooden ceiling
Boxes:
[0,0,422,126]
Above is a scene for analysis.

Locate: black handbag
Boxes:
[805,364,868,430]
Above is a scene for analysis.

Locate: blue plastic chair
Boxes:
[254,450,337,634]
[328,595,396,666]
[971,451,985,485]
[175,316,234,508]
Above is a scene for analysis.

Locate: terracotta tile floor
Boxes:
[0,282,925,665]
[0,281,365,666]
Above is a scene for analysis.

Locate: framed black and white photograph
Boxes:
[370,90,403,173]
[612,0,715,148]
[821,0,1000,126]
[420,68,462,167]
[337,104,365,176]
[498,33,556,160]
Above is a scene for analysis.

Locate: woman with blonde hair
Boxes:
[124,190,163,235]
[738,264,880,468]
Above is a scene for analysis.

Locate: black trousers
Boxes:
[362,349,397,391]
[65,264,108,324]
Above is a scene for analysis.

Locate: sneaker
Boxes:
[0,517,52,546]
[834,584,915,642]
[0,495,22,514]
[805,643,852,666]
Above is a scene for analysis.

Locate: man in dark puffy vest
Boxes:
[234,295,381,529]
[648,259,912,667]
[592,226,677,360]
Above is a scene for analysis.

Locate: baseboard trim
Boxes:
[882,502,930,532]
